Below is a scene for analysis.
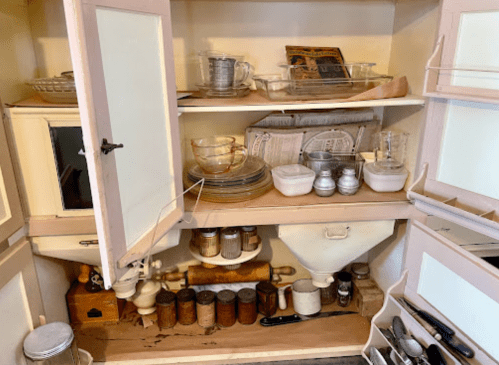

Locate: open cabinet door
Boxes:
[63,0,183,288]
[0,104,45,364]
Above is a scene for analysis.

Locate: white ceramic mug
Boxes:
[278,278,321,316]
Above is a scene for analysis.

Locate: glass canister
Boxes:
[337,271,353,307]
[198,228,220,257]
[23,322,81,365]
[220,227,242,259]
[241,226,259,252]
[373,131,409,171]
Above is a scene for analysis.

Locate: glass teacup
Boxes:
[191,136,248,174]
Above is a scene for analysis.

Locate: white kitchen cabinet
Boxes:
[1,0,499,364]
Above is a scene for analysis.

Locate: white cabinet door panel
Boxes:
[63,0,183,287]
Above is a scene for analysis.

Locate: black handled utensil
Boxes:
[259,310,356,326]
[400,298,454,337]
[426,344,447,365]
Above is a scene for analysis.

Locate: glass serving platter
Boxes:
[183,168,274,203]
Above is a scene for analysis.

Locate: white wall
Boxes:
[0,0,37,104]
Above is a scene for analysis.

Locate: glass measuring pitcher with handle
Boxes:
[198,51,252,90]
[373,131,409,171]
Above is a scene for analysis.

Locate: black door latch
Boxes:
[101,138,124,155]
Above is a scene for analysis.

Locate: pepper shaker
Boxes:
[337,168,360,195]
[313,169,336,197]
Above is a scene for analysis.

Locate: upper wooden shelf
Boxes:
[176,184,423,229]
[177,91,425,113]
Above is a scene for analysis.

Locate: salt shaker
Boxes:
[337,168,359,195]
[220,227,242,259]
[313,169,336,197]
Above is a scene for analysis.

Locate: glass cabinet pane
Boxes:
[50,127,92,210]
[437,100,499,200]
[95,8,177,248]
[451,11,499,89]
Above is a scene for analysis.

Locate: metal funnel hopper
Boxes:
[278,220,395,287]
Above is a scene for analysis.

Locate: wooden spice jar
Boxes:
[176,288,196,325]
[256,281,278,317]
[216,290,237,328]
[237,288,257,325]
[156,289,176,329]
[196,290,216,328]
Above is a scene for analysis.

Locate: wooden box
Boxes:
[352,277,384,319]
[67,282,125,324]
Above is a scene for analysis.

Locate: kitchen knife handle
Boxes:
[418,310,455,337]
[441,333,475,359]
[260,314,302,326]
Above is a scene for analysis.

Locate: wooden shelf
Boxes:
[176,185,423,229]
[177,91,425,113]
[74,301,370,364]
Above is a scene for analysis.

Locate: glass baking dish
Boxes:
[254,63,392,101]
[327,152,365,184]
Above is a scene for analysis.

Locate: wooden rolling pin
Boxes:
[162,261,295,285]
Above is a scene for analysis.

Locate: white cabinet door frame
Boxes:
[63,0,183,287]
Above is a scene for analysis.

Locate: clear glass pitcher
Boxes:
[198,51,251,90]
[373,131,409,170]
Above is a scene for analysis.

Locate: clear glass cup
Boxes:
[374,131,409,171]
[191,136,248,174]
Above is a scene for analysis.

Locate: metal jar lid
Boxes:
[241,226,257,232]
[23,322,74,360]
[156,289,176,305]
[351,262,370,279]
[237,288,257,303]
[177,288,196,302]
[217,289,236,305]
[221,227,240,240]
[196,290,216,305]
[199,228,218,238]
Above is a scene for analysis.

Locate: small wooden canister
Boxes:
[156,289,176,329]
[196,290,216,328]
[237,288,257,325]
[198,228,220,257]
[216,290,237,328]
[176,288,196,325]
[241,226,259,251]
[256,281,278,317]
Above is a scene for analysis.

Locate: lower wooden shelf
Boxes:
[73,301,370,364]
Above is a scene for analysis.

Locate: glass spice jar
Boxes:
[156,289,177,329]
[216,290,237,328]
[241,226,259,252]
[337,271,353,307]
[176,288,196,325]
[220,227,242,259]
[256,281,278,317]
[198,228,220,257]
[351,262,370,280]
[196,290,216,328]
[237,288,257,325]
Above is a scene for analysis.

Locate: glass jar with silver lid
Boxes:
[220,227,242,259]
